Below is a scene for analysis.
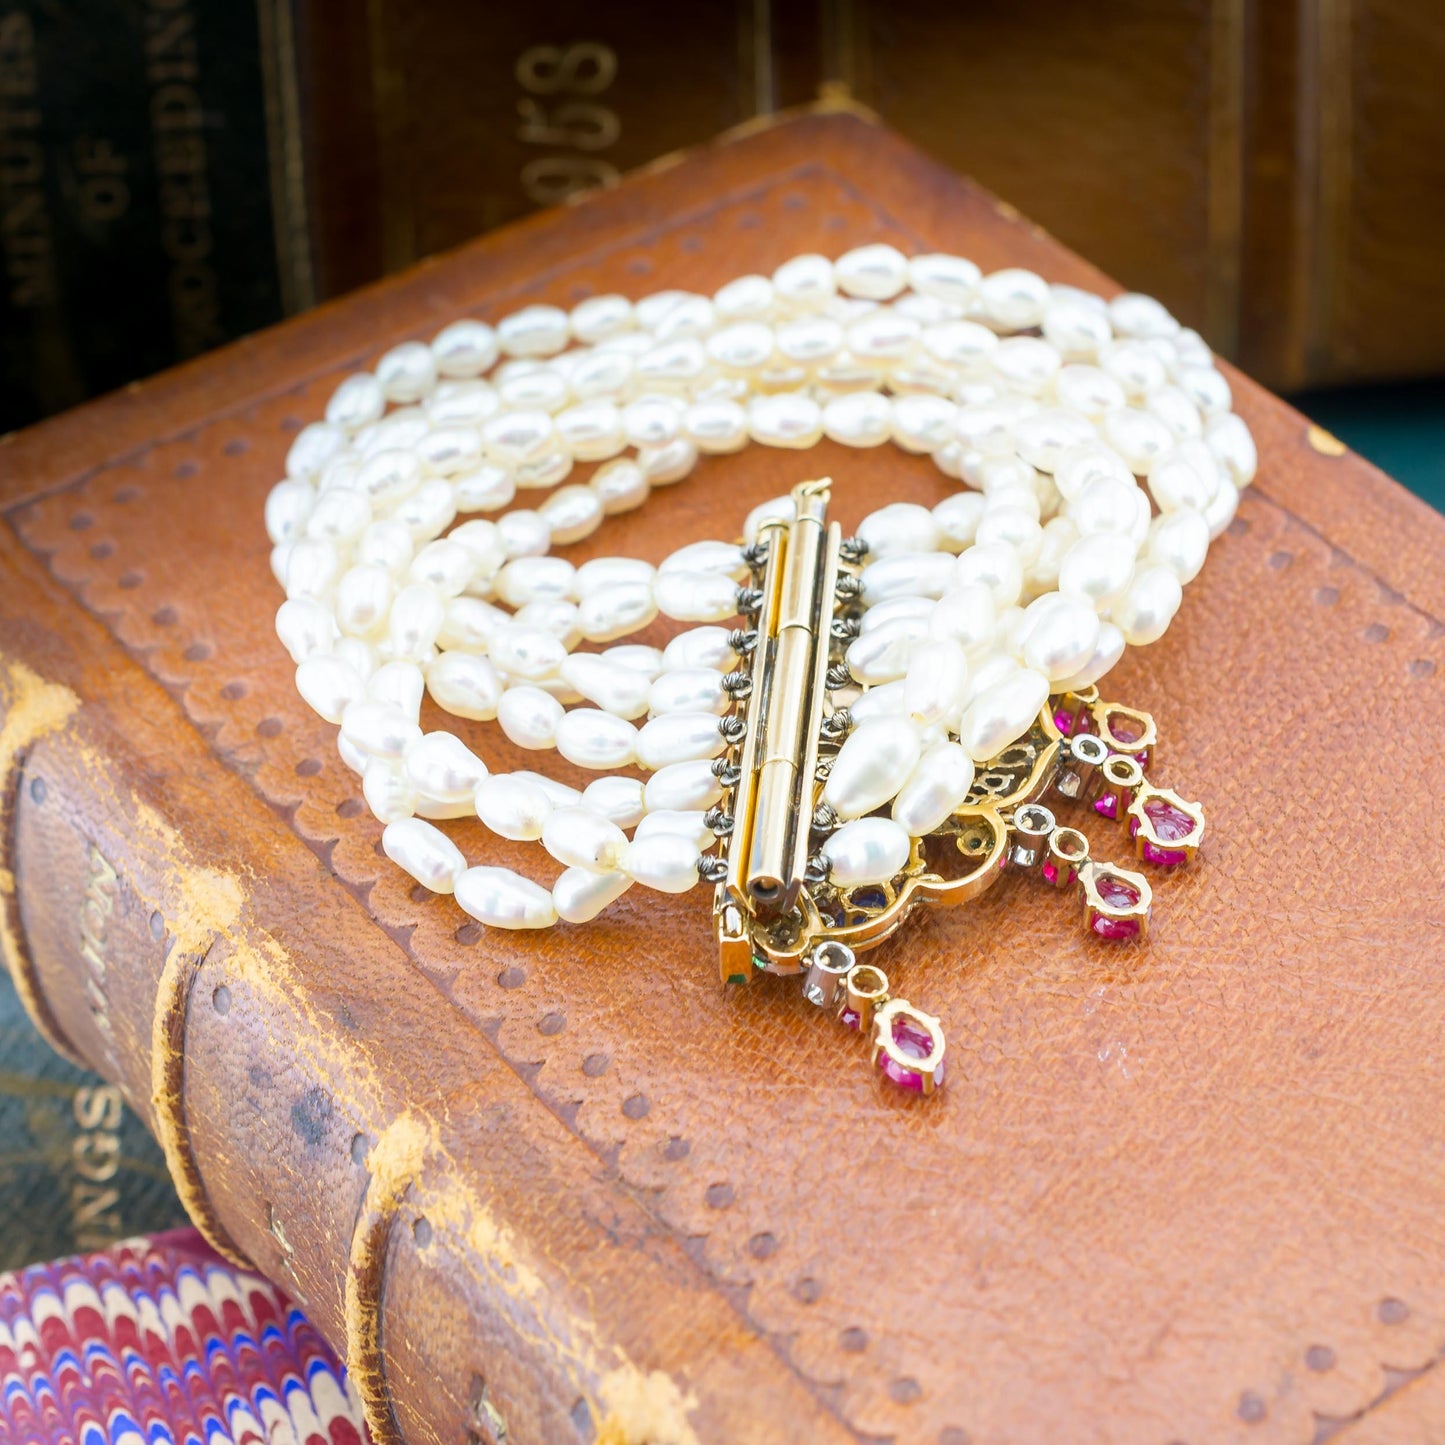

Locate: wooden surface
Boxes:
[2,109,1445,1445]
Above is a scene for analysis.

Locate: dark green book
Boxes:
[0,965,186,1269]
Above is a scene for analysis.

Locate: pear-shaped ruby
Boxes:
[876,1014,944,1091]
[1090,872,1143,940]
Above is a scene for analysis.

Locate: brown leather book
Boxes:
[3,109,1443,1445]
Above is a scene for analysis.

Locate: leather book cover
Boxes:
[2,109,1444,1445]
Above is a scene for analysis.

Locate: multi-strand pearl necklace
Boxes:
[264,246,1255,936]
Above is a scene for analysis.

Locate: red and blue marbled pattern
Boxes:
[0,1229,368,1445]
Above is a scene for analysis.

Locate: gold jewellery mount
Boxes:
[705,480,1206,1094]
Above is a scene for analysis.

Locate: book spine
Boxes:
[0,532,838,1445]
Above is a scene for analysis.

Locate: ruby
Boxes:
[876,1015,943,1091]
[1091,913,1141,940]
[1041,859,1075,887]
[1141,841,1188,867]
[1053,707,1076,736]
[1094,873,1140,909]
[1094,793,1119,820]
[840,1007,862,1031]
[1106,710,1144,744]
[1143,796,1196,843]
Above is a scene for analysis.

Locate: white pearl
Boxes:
[578,776,645,830]
[327,373,386,430]
[575,557,655,594]
[684,399,749,453]
[743,494,796,543]
[978,268,1048,329]
[555,709,639,770]
[992,336,1061,393]
[341,700,421,760]
[822,817,912,887]
[1114,565,1183,645]
[835,243,908,299]
[539,484,604,544]
[1203,479,1240,538]
[660,539,748,579]
[1108,292,1179,339]
[1103,407,1175,474]
[436,596,505,651]
[1020,595,1102,681]
[707,321,775,371]
[908,252,980,306]
[634,809,714,851]
[1101,341,1167,398]
[276,597,338,663]
[620,834,701,894]
[1054,443,1134,501]
[606,644,666,677]
[382,818,466,893]
[474,774,553,840]
[636,712,725,770]
[431,320,498,377]
[1146,384,1204,440]
[407,540,471,598]
[859,595,934,634]
[1043,302,1113,359]
[490,625,566,681]
[639,437,698,485]
[425,652,503,720]
[772,253,835,310]
[777,315,843,364]
[577,583,658,643]
[362,758,416,823]
[822,391,893,447]
[1057,533,1137,608]
[285,422,345,483]
[929,584,996,653]
[554,401,625,461]
[957,667,1050,762]
[482,409,554,467]
[589,459,649,515]
[714,273,774,318]
[1026,515,1079,591]
[513,598,581,647]
[1070,476,1142,537]
[295,655,366,723]
[1054,621,1126,692]
[497,304,569,358]
[1012,407,1096,471]
[649,668,726,716]
[932,493,987,551]
[334,637,376,683]
[857,502,941,559]
[511,770,582,808]
[569,294,633,343]
[393,478,456,541]
[1205,413,1258,487]
[975,507,1043,567]
[643,758,723,813]
[541,806,627,872]
[265,479,315,546]
[623,395,681,448]
[953,543,1024,609]
[453,465,515,514]
[368,660,424,717]
[903,639,970,727]
[660,631,734,678]
[847,680,905,725]
[848,310,920,361]
[847,615,929,683]
[496,686,563,749]
[559,654,650,719]
[1148,445,1219,513]
[1146,508,1210,583]
[748,393,824,448]
[823,717,921,820]
[415,425,483,476]
[553,867,632,923]
[859,552,957,604]
[654,571,739,623]
[282,538,339,602]
[1177,365,1232,416]
[404,731,487,802]
[456,865,557,929]
[923,320,998,372]
[569,350,633,401]
[891,741,976,836]
[492,556,571,608]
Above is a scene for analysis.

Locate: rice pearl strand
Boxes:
[268,246,1254,930]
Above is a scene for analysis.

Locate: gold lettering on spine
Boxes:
[143,0,223,355]
[70,1083,125,1249]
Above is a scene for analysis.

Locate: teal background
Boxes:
[1292,382,1445,513]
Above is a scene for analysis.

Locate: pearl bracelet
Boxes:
[266,245,1251,1090]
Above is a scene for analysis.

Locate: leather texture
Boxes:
[2,111,1444,1445]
